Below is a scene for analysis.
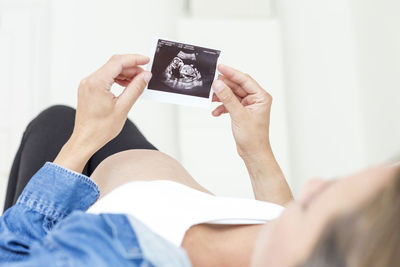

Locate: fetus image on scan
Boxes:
[148,39,221,98]
[163,51,203,90]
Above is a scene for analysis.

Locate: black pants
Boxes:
[3,105,156,212]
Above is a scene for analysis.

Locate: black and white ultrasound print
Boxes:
[148,39,221,98]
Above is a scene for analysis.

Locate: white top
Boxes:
[87,180,284,246]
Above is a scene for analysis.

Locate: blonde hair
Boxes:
[300,169,400,267]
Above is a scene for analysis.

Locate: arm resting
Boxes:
[0,162,99,262]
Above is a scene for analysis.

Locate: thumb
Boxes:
[117,71,152,112]
[212,80,244,120]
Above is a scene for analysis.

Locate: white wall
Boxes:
[277,0,366,194]
[351,0,400,164]
[189,0,272,18]
[0,0,53,209]
[277,0,400,194]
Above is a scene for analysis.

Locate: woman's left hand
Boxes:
[211,64,272,162]
[54,54,152,173]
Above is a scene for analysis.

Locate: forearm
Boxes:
[243,151,293,206]
[53,133,98,173]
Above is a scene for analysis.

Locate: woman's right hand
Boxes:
[212,64,273,162]
[54,54,151,173]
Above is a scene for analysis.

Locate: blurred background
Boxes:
[0,0,399,211]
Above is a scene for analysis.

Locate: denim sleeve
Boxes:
[0,162,99,263]
[4,212,154,267]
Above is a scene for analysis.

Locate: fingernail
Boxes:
[143,72,152,84]
[218,64,229,70]
[213,80,225,93]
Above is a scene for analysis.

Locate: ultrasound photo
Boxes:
[147,39,221,100]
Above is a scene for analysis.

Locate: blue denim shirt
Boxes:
[0,162,191,266]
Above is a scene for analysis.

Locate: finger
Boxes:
[115,78,132,87]
[116,66,144,80]
[97,54,150,85]
[217,64,260,94]
[212,90,243,103]
[115,67,145,87]
[241,94,258,106]
[117,71,152,113]
[212,80,245,120]
[218,75,248,98]
[212,93,220,102]
[212,104,228,117]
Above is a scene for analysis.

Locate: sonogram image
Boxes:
[148,39,221,98]
[163,53,203,90]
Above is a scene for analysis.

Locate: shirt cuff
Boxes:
[17,162,100,221]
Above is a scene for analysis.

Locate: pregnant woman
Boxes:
[1,54,399,266]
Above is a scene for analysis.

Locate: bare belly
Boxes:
[90,149,212,198]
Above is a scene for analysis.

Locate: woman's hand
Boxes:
[212,64,272,162]
[54,54,152,173]
[212,64,293,204]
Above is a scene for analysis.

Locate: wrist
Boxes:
[239,144,273,164]
[53,134,97,173]
[69,131,100,153]
[241,150,275,167]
